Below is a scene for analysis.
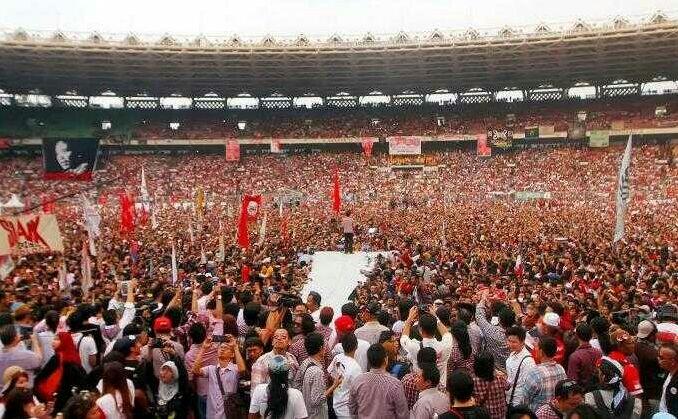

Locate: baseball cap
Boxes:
[153,316,173,334]
[636,320,656,339]
[554,379,583,398]
[334,315,355,334]
[543,312,560,328]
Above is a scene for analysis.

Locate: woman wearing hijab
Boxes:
[584,356,642,419]
[155,360,188,419]
[34,331,88,413]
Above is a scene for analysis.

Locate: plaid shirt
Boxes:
[475,303,509,369]
[523,360,567,412]
[290,335,310,365]
[472,375,509,419]
[401,371,420,410]
[250,350,299,389]
[535,402,563,419]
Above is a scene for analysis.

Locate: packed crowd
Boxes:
[131,96,678,140]
[0,142,677,419]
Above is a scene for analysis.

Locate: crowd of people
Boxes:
[0,139,676,419]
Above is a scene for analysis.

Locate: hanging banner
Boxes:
[0,213,64,256]
[42,138,99,181]
[225,139,241,161]
[361,137,375,157]
[388,136,421,155]
[270,140,283,153]
[487,129,514,149]
[589,131,610,148]
[476,133,492,157]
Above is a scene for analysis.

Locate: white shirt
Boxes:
[249,384,308,419]
[95,379,135,419]
[332,339,370,372]
[73,332,98,373]
[37,330,56,368]
[400,332,454,388]
[660,372,673,413]
[197,295,210,313]
[327,353,362,417]
[505,347,536,406]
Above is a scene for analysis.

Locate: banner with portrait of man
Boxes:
[42,138,100,181]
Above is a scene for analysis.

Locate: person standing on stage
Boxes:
[341,211,354,254]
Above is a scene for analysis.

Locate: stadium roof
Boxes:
[1,14,678,98]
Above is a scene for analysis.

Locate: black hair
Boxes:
[457,308,473,325]
[417,347,437,366]
[507,406,538,419]
[0,324,17,346]
[367,343,387,370]
[341,332,358,354]
[590,316,612,354]
[245,336,264,349]
[164,306,183,328]
[62,392,98,419]
[0,312,13,328]
[447,369,474,403]
[265,368,289,419]
[304,332,324,356]
[419,313,437,336]
[506,325,527,341]
[376,310,391,327]
[378,330,394,344]
[341,302,359,319]
[575,323,593,342]
[319,308,334,326]
[3,388,34,419]
[436,306,452,327]
[451,320,472,359]
[200,282,213,296]
[103,309,118,326]
[398,299,415,322]
[539,336,558,358]
[240,290,254,305]
[244,302,261,326]
[419,362,441,387]
[498,307,516,328]
[188,322,207,345]
[300,314,316,335]
[224,302,240,318]
[44,310,60,332]
[473,351,495,381]
[122,323,142,337]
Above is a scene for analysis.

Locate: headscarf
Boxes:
[158,361,179,404]
[599,356,628,413]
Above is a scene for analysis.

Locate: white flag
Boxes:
[279,200,283,217]
[200,244,207,264]
[81,241,92,296]
[81,195,101,256]
[0,255,15,281]
[258,212,268,245]
[171,242,178,284]
[140,167,150,202]
[613,135,633,243]
[188,222,194,244]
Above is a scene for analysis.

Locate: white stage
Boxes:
[301,251,379,321]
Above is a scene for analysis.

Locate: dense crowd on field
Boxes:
[0,141,677,419]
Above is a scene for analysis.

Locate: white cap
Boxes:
[543,312,561,328]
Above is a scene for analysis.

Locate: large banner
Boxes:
[0,213,64,256]
[476,134,492,156]
[524,127,539,139]
[487,129,514,149]
[225,139,240,161]
[42,138,99,181]
[270,140,283,154]
[589,131,610,148]
[388,136,422,155]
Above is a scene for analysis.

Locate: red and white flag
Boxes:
[514,254,524,278]
[237,195,262,249]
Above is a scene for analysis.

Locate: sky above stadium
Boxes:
[1,0,677,38]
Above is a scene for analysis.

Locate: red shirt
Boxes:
[608,351,644,396]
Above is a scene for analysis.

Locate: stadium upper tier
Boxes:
[1,95,676,139]
[1,14,678,98]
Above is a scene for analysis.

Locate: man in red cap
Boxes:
[148,316,185,379]
[331,315,370,372]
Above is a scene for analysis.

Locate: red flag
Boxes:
[361,138,374,158]
[119,192,136,235]
[41,195,55,213]
[332,169,341,214]
[237,194,262,249]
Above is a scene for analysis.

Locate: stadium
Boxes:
[0,4,677,419]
